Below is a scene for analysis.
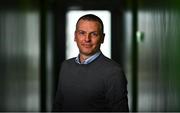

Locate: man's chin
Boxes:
[81,51,95,56]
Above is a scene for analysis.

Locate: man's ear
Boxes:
[74,37,76,41]
[101,33,105,43]
[74,31,77,41]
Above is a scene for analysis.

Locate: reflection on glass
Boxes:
[0,10,40,111]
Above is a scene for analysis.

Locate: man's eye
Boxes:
[78,31,86,35]
[91,32,98,36]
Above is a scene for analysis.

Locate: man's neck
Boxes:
[79,51,101,63]
[79,54,91,63]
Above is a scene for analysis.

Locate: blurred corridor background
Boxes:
[0,0,180,112]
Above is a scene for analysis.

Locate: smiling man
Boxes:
[74,15,105,63]
[52,14,129,112]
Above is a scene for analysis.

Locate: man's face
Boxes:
[74,20,104,57]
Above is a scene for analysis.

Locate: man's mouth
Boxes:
[82,44,92,48]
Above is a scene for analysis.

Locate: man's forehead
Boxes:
[78,19,100,25]
[77,20,101,28]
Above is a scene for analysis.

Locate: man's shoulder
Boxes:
[97,54,126,81]
[98,54,121,68]
[65,57,76,62]
[61,57,76,66]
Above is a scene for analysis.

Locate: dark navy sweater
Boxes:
[53,54,129,112]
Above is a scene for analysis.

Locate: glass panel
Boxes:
[0,10,40,111]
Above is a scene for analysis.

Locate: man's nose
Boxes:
[85,34,91,42]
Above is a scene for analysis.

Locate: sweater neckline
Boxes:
[73,53,103,66]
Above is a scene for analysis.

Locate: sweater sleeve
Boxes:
[52,61,66,112]
[105,67,129,111]
[52,89,63,111]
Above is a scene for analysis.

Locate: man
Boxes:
[52,14,129,112]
